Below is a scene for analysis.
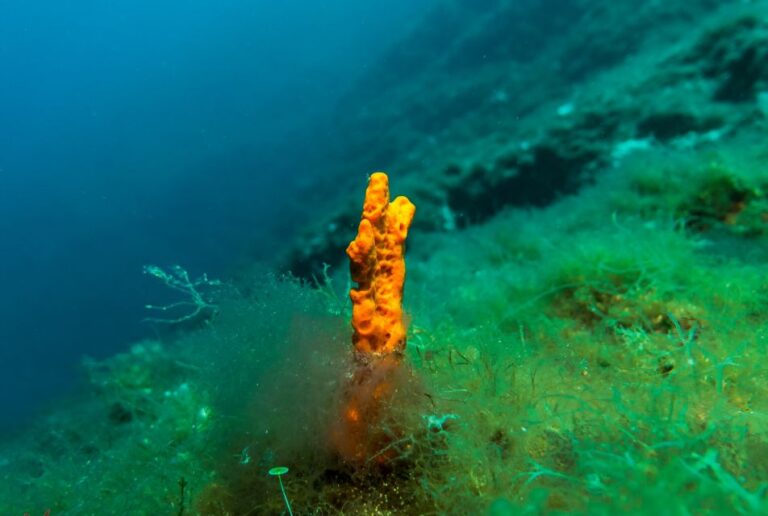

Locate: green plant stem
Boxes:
[279,476,294,516]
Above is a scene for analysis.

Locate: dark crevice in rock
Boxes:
[447,145,599,227]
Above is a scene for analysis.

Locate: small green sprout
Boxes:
[268,466,294,516]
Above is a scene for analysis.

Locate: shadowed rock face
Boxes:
[282,0,768,280]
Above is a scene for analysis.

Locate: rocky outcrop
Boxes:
[283,0,767,279]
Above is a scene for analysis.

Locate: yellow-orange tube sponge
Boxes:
[346,172,415,357]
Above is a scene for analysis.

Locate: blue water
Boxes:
[0,0,435,431]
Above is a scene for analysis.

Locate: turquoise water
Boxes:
[0,0,435,428]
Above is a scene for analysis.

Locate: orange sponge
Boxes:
[332,172,415,464]
[346,172,416,357]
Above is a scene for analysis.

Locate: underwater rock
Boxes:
[283,0,765,280]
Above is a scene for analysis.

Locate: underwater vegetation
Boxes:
[3,134,768,514]
[3,0,768,514]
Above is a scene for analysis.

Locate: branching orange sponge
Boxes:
[332,172,415,464]
[346,172,415,357]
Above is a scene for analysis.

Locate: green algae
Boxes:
[3,133,768,514]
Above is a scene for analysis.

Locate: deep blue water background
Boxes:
[0,0,435,431]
